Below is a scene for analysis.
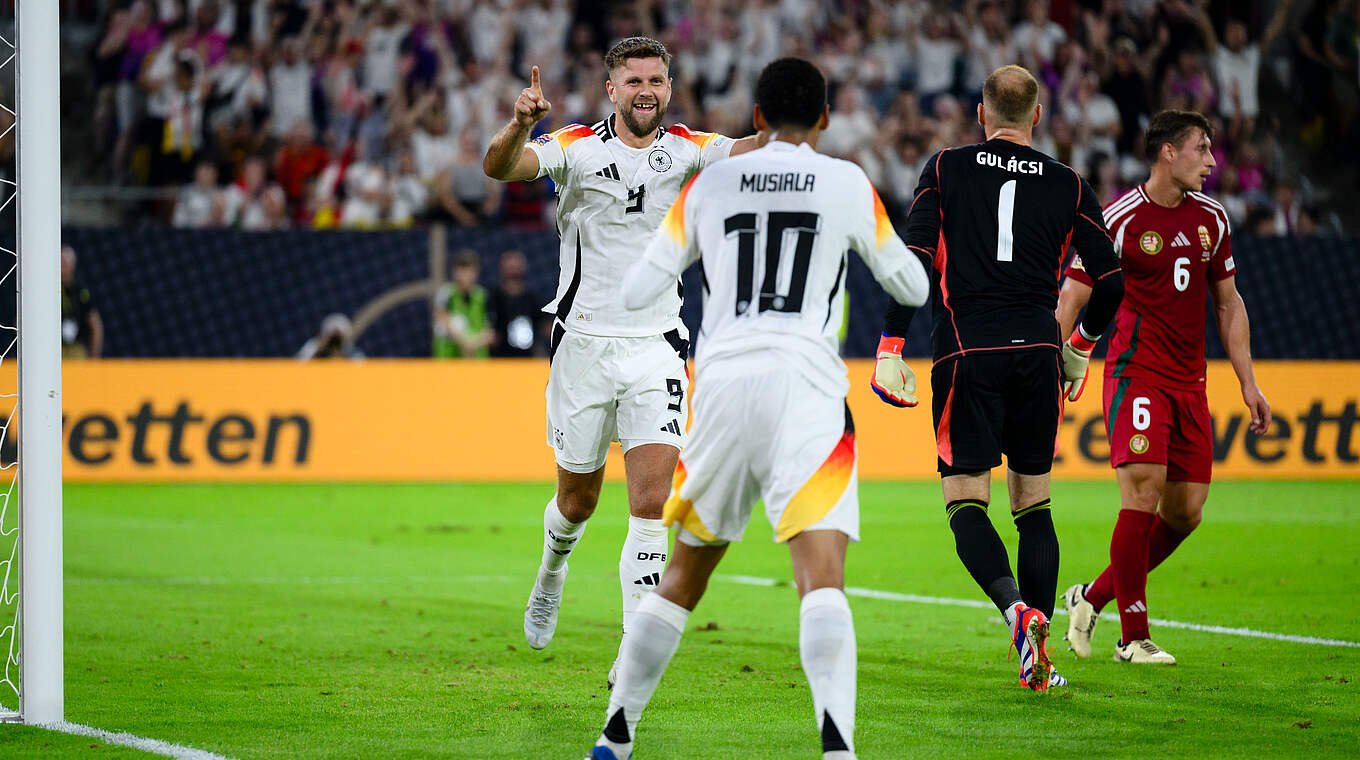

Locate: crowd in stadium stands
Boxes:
[77,0,1358,237]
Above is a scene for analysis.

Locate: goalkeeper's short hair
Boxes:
[755,57,827,130]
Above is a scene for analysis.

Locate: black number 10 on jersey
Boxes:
[725,211,820,316]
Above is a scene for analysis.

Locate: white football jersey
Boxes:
[527,115,736,337]
[631,140,930,395]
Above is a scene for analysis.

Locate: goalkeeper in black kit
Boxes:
[869,65,1124,691]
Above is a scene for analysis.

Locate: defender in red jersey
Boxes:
[1056,111,1271,665]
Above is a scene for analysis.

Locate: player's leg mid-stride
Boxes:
[943,469,1057,692]
[1063,462,1195,665]
[524,441,676,666]
[1057,109,1271,666]
[587,528,860,760]
[524,467,604,650]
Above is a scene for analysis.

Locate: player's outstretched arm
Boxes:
[727,135,761,156]
[483,65,551,182]
[1211,275,1271,434]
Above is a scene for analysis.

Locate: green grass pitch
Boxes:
[2,480,1357,758]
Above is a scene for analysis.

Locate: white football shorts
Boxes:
[545,330,690,473]
[664,367,859,546]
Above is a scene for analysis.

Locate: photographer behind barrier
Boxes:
[297,313,364,360]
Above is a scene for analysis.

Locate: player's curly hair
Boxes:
[1144,110,1213,165]
[755,57,827,130]
[604,37,671,73]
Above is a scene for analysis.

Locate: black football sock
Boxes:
[947,500,1021,614]
[1013,499,1059,619]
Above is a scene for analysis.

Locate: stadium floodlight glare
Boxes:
[0,0,62,726]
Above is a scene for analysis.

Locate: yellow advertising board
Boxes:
[26,359,1360,482]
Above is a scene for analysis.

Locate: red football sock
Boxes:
[1146,514,1189,572]
[1111,509,1155,643]
[1086,515,1189,611]
[1085,565,1115,612]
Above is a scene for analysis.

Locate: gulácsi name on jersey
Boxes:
[976,151,1045,175]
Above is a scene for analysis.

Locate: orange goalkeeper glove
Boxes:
[1060,328,1099,402]
[871,334,918,407]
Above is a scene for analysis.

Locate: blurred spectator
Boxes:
[222,155,273,228]
[820,85,877,159]
[487,249,546,358]
[143,24,205,185]
[273,120,329,214]
[439,129,504,226]
[1230,141,1267,198]
[1012,0,1066,71]
[1214,165,1250,230]
[911,14,962,110]
[268,36,313,140]
[1194,6,1290,127]
[1099,37,1153,156]
[390,149,430,226]
[1269,180,1305,236]
[61,246,103,360]
[1088,152,1124,207]
[433,249,492,359]
[112,0,165,178]
[256,185,292,231]
[338,161,389,229]
[297,313,364,359]
[1161,48,1215,116]
[172,160,224,228]
[361,3,408,100]
[205,37,267,138]
[964,1,1016,106]
[188,1,229,66]
[1062,71,1121,160]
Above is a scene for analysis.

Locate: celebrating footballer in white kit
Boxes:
[584,57,929,760]
[481,36,756,683]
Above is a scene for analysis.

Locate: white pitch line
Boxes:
[68,574,518,586]
[717,574,1360,649]
[36,721,234,760]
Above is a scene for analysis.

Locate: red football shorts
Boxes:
[1102,376,1212,483]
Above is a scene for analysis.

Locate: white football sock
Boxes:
[618,516,668,635]
[800,587,857,756]
[540,497,583,578]
[603,592,689,742]
[1004,601,1024,629]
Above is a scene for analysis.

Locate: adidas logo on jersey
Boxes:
[1170,231,1192,248]
[1123,600,1147,614]
[660,419,681,435]
[595,163,621,181]
[633,572,661,587]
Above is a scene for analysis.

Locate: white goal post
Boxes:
[12,0,62,726]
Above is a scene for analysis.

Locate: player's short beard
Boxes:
[619,98,666,138]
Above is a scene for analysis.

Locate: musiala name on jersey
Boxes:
[740,172,816,193]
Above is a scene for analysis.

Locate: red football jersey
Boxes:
[1066,185,1235,387]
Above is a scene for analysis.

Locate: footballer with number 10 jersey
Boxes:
[1065,184,1234,481]
[627,139,930,547]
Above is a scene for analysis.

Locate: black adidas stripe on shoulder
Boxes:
[592,115,616,142]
